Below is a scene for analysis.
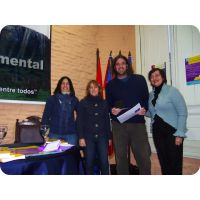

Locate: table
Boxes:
[0,144,80,175]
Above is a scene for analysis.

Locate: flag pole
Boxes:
[96,48,99,68]
[128,51,134,74]
[96,48,103,95]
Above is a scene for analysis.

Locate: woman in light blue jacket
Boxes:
[139,68,188,175]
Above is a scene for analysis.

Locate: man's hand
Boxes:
[111,107,122,115]
[136,107,146,115]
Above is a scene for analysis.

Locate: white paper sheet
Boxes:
[60,142,74,147]
[117,103,141,123]
[0,154,25,163]
[43,140,61,152]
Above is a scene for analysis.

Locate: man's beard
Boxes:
[117,70,127,76]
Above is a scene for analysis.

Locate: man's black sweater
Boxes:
[105,74,149,123]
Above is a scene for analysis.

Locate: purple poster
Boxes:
[185,55,200,85]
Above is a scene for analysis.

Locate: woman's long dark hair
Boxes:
[53,76,75,96]
[112,54,134,77]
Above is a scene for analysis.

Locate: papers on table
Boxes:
[60,142,74,148]
[0,150,10,159]
[43,140,74,152]
[11,146,40,155]
[0,140,74,162]
[0,152,25,163]
[59,142,74,151]
[117,103,141,123]
[0,148,25,163]
[43,140,61,152]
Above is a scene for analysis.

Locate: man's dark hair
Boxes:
[148,68,167,85]
[53,76,75,96]
[112,54,134,77]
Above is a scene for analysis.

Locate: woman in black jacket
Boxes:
[77,80,111,175]
[42,76,79,145]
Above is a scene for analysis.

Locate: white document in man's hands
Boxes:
[117,103,141,123]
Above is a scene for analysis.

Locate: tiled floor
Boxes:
[109,152,200,175]
[151,153,200,175]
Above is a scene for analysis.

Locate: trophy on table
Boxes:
[40,124,50,143]
[0,125,8,145]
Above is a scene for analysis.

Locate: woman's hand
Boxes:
[175,136,183,146]
[79,138,86,147]
[111,107,122,115]
[108,139,112,146]
[136,107,146,115]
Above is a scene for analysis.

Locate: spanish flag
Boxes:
[96,48,103,88]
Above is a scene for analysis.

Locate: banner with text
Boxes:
[0,25,51,104]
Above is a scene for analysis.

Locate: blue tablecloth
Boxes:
[0,144,80,175]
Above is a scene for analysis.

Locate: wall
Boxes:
[170,25,200,158]
[51,25,98,100]
[0,25,135,144]
[136,25,200,158]
[96,25,136,77]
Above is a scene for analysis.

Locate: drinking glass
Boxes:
[40,125,50,143]
[0,125,8,144]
